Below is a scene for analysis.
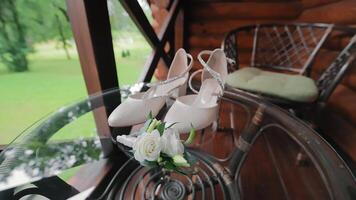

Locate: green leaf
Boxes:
[160,153,173,161]
[147,111,153,120]
[141,160,158,168]
[142,118,153,132]
[164,161,178,171]
[156,122,166,136]
[173,154,190,167]
[146,119,158,133]
[184,125,196,145]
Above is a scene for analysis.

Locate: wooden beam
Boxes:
[156,0,181,47]
[66,0,121,156]
[68,158,113,192]
[157,0,180,59]
[119,0,159,47]
[137,0,182,82]
[139,49,162,82]
[66,0,118,94]
[119,0,171,66]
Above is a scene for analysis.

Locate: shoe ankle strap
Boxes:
[188,68,224,97]
[188,69,204,94]
[146,53,193,88]
[197,50,225,92]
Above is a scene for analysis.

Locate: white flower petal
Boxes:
[132,131,162,163]
[161,128,184,157]
[134,149,145,162]
[117,135,137,147]
[150,130,161,137]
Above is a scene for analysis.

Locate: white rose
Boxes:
[133,130,162,162]
[161,128,184,157]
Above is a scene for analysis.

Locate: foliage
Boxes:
[15,0,71,44]
[0,0,72,72]
[0,0,151,72]
[0,0,29,72]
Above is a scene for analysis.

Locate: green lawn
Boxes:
[0,34,151,144]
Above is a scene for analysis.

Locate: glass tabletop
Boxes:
[0,84,143,197]
[0,85,354,200]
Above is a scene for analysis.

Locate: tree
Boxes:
[16,0,72,55]
[53,2,71,60]
[0,0,147,72]
[0,0,29,72]
[0,0,74,72]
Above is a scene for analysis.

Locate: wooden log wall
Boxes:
[149,0,356,165]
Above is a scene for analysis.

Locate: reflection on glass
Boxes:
[58,165,82,182]
[0,87,139,192]
[49,112,96,141]
[0,138,103,191]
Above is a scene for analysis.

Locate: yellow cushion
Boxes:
[226,67,318,102]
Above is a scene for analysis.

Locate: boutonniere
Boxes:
[116,113,197,174]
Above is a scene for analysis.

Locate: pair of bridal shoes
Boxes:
[108,48,193,127]
[108,48,228,133]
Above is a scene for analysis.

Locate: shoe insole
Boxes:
[192,78,220,107]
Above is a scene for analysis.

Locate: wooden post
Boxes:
[66,0,120,156]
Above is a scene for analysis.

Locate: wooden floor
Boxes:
[187,100,330,200]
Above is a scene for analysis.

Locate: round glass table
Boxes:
[0,85,355,200]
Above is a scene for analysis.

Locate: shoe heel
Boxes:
[166,87,180,107]
[178,81,187,96]
[166,98,174,107]
[211,120,218,132]
[170,82,187,100]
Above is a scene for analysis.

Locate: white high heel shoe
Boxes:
[108,49,193,127]
[164,49,228,133]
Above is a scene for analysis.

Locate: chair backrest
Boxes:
[222,23,333,74]
[317,34,356,103]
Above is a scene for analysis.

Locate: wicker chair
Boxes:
[222,24,356,126]
[222,24,355,104]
